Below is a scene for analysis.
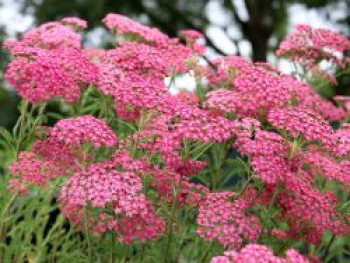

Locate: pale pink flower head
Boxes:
[102,13,169,45]
[16,22,81,50]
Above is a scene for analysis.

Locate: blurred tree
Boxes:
[0,26,20,130]
[21,0,349,61]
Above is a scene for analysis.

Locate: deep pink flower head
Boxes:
[10,152,62,188]
[171,107,234,143]
[180,29,206,55]
[287,77,346,121]
[97,41,192,117]
[60,161,144,216]
[279,175,349,244]
[236,130,298,184]
[5,47,98,103]
[211,244,311,263]
[60,160,165,243]
[102,13,169,45]
[205,61,294,117]
[49,115,117,148]
[197,192,261,249]
[333,123,350,157]
[61,17,88,29]
[176,90,199,106]
[268,107,334,149]
[9,138,81,188]
[303,150,350,184]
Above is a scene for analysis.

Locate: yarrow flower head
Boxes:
[171,106,234,143]
[277,24,350,68]
[211,244,311,263]
[278,175,350,244]
[303,150,350,184]
[5,21,82,51]
[333,123,350,157]
[205,59,294,117]
[197,192,261,249]
[60,159,165,243]
[9,138,81,188]
[289,78,346,121]
[268,107,334,149]
[49,115,118,148]
[5,47,98,103]
[236,130,297,184]
[102,13,169,45]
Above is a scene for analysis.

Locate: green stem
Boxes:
[85,218,93,263]
[0,194,17,221]
[111,230,116,263]
[164,178,182,262]
[200,242,215,262]
[323,234,335,261]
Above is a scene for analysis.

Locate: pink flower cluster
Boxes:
[4,18,85,51]
[9,139,80,191]
[9,116,117,188]
[279,175,349,244]
[172,107,234,143]
[268,107,334,149]
[96,40,192,118]
[102,13,169,45]
[205,58,294,117]
[4,17,98,103]
[237,130,297,183]
[303,150,350,184]
[60,159,165,243]
[333,123,350,157]
[49,115,118,148]
[197,192,261,249]
[5,48,97,103]
[211,244,311,263]
[277,24,349,84]
[277,24,349,68]
[9,151,61,188]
